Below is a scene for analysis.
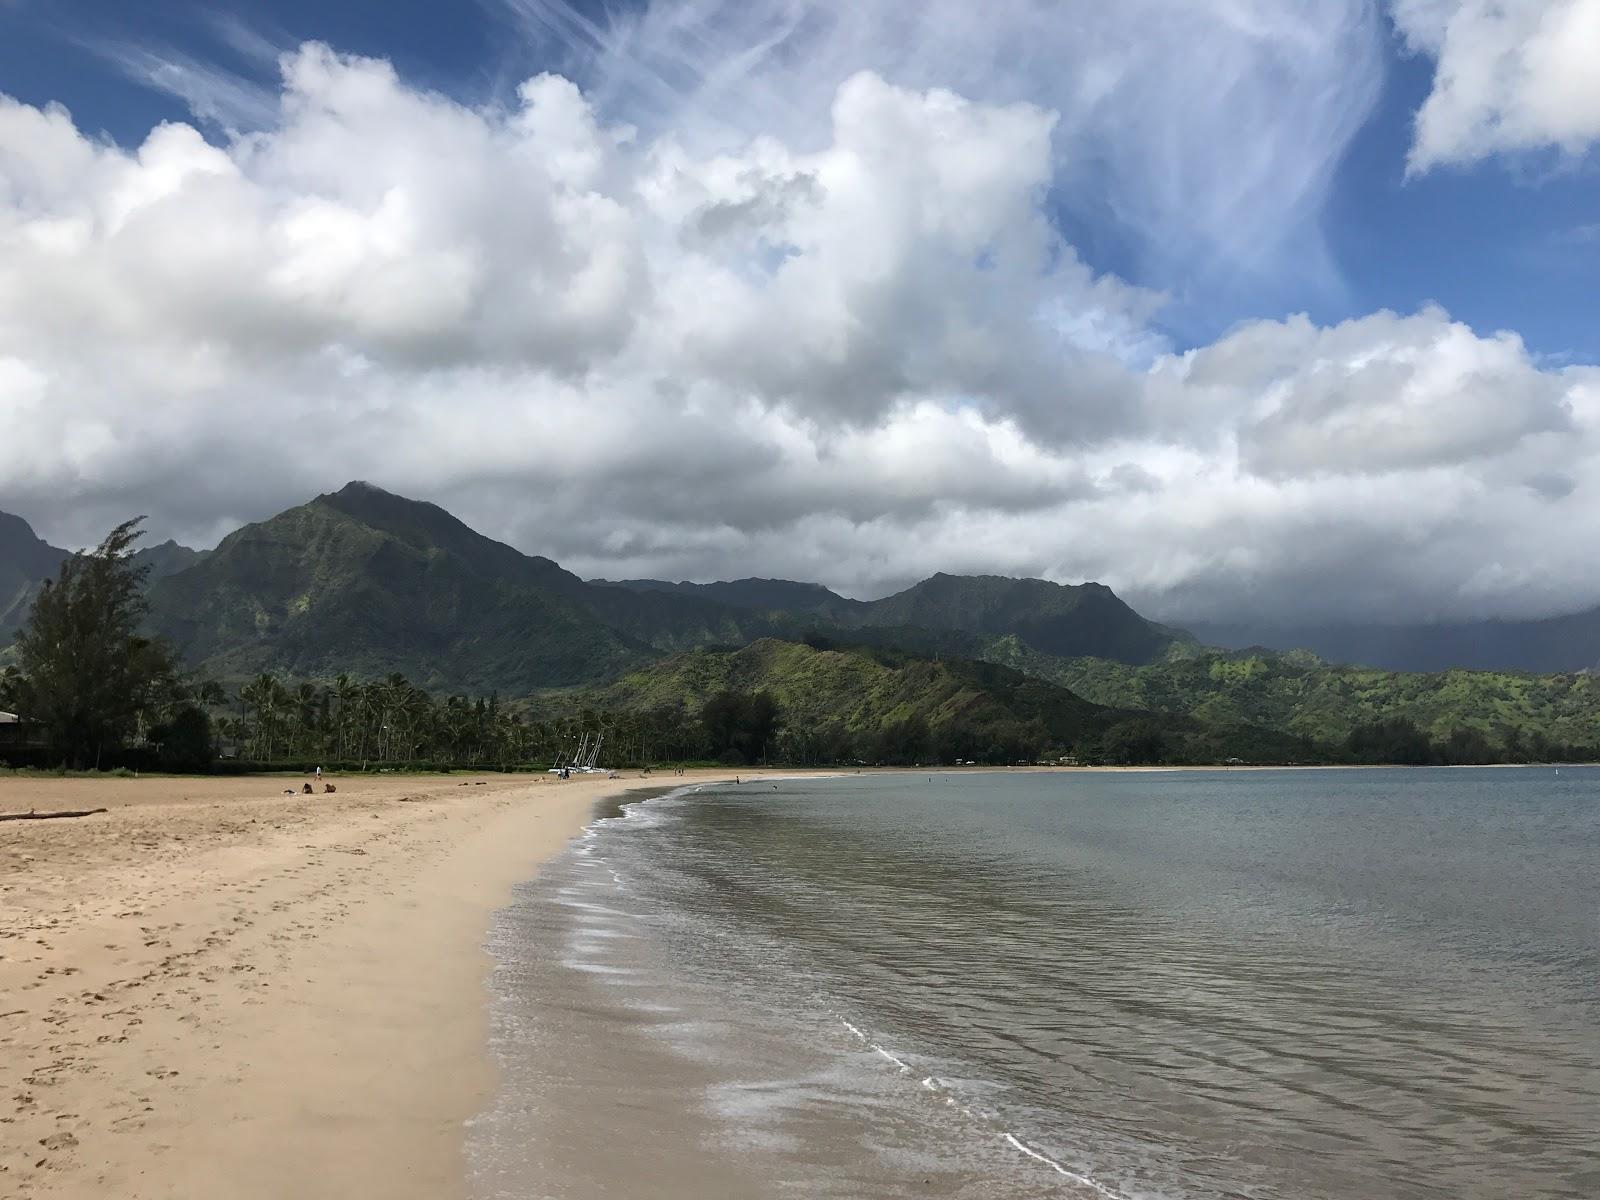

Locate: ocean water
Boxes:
[468,769,1599,1199]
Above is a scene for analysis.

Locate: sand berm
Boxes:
[0,768,760,1199]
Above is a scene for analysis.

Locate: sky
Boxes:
[0,0,1597,625]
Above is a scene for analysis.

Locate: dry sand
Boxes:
[0,768,740,1199]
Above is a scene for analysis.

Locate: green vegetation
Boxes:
[143,483,648,691]
[602,571,1185,665]
[566,638,1115,763]
[852,574,1187,663]
[0,510,68,651]
[219,671,540,768]
[2,519,187,768]
[8,488,1187,695]
[700,689,782,764]
[137,482,831,692]
[5,488,1598,770]
[551,638,1313,766]
[1045,646,1600,761]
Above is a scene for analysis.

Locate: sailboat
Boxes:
[548,730,606,775]
[548,731,590,775]
[577,732,605,773]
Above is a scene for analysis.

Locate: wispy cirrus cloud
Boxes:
[487,0,1387,307]
[65,7,290,135]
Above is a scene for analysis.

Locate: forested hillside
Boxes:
[556,638,1314,765]
[1050,647,1600,758]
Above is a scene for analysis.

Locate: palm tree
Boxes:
[331,674,356,759]
[294,682,319,757]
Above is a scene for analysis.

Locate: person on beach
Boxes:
[314,765,322,782]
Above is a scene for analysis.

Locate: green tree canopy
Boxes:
[700,689,782,765]
[9,518,178,767]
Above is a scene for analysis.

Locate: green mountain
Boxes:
[597,571,1185,666]
[2,488,1195,691]
[594,577,867,623]
[121,484,1184,691]
[1,516,208,649]
[0,511,67,645]
[555,637,1314,765]
[135,482,818,690]
[855,573,1186,663]
[144,482,652,691]
[567,637,1128,761]
[133,539,208,580]
[13,488,1592,763]
[1052,645,1600,754]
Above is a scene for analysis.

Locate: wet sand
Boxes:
[0,768,748,1199]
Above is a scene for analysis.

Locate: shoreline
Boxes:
[0,767,769,1199]
[2,762,1577,1196]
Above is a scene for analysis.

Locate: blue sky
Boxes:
[1325,50,1598,366]
[1,0,1597,624]
[3,0,1592,359]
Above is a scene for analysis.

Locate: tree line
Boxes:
[1341,717,1599,766]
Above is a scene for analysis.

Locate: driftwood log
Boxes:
[0,807,110,823]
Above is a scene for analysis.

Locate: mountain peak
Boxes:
[0,510,70,642]
[331,480,392,498]
[0,511,67,571]
[865,571,1176,663]
[315,481,469,540]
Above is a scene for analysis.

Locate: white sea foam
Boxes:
[555,902,628,918]
[621,1000,682,1014]
[568,927,636,940]
[1002,1133,1138,1200]
[561,959,645,977]
[839,1018,914,1074]
[841,1016,1134,1199]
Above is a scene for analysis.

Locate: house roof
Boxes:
[0,711,21,724]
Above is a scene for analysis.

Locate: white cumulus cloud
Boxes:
[1,38,1599,629]
[1394,0,1600,169]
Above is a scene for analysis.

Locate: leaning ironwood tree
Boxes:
[9,518,177,768]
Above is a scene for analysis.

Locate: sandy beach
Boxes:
[0,761,1451,1198]
[0,768,742,1199]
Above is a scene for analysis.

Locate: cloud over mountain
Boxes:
[1,34,1596,626]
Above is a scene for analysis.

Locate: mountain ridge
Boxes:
[595,570,1185,665]
[126,483,1184,687]
[0,512,67,644]
[139,482,651,690]
[12,483,1596,690]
